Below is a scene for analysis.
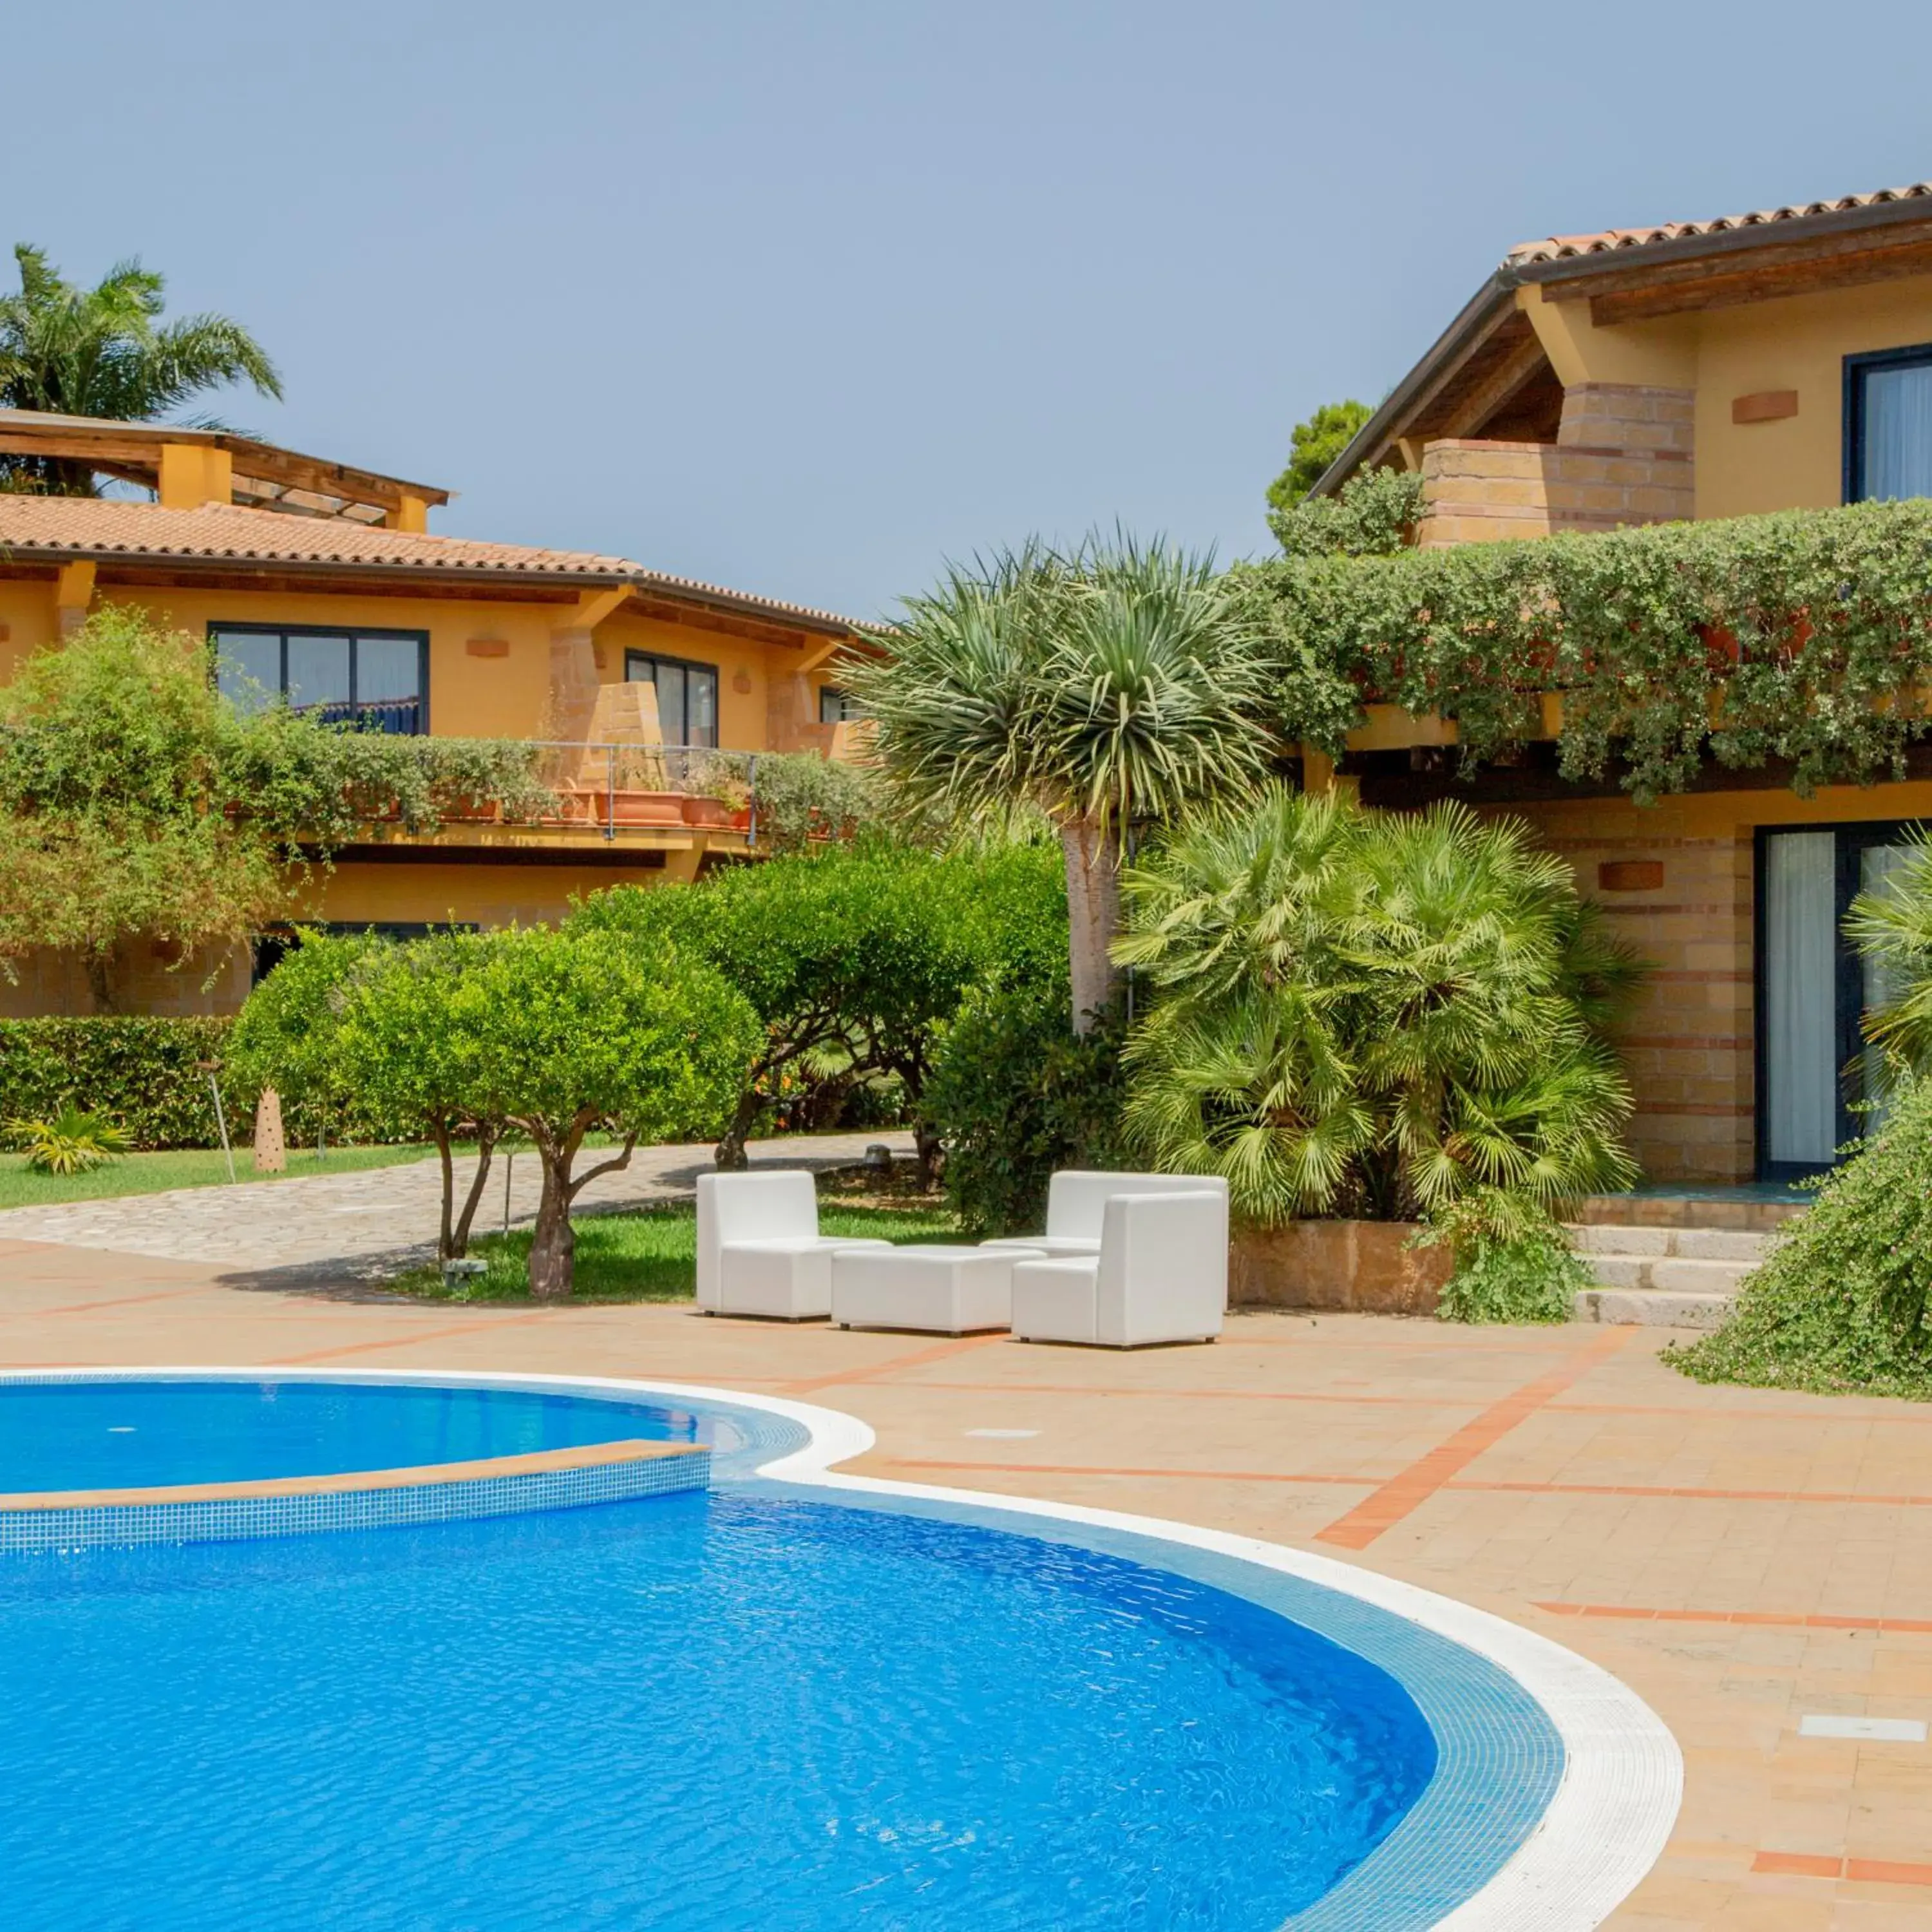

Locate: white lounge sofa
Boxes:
[696,1171,887,1321]
[1010,1188,1229,1348]
[984,1170,1230,1259]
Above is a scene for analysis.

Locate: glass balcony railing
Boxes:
[486,742,762,843]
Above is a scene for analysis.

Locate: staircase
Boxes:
[1565,1195,1806,1328]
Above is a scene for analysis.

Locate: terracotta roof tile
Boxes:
[1506,178,1932,265]
[0,495,862,633]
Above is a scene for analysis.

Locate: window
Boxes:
[1844,343,1932,503]
[1757,820,1924,1179]
[251,922,476,986]
[625,650,718,746]
[212,625,428,734]
[819,685,859,724]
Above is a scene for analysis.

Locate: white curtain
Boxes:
[1862,363,1932,501]
[1764,832,1837,1165]
[1860,844,1915,1133]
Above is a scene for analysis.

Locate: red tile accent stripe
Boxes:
[274,1312,554,1363]
[875,1459,1374,1488]
[1752,1851,1932,1886]
[784,1332,1007,1394]
[1314,1327,1633,1550]
[1473,1479,1932,1508]
[1536,1602,1932,1634]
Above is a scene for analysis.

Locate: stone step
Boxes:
[1572,1193,1808,1232]
[1566,1224,1769,1264]
[1573,1286,1735,1330]
[1582,1254,1757,1294]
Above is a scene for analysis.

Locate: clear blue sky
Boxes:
[14,2,1932,619]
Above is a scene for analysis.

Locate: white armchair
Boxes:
[984,1170,1229,1258]
[1010,1189,1228,1347]
[696,1171,887,1321]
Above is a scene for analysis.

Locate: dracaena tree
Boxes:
[843,536,1280,1032]
[0,244,281,493]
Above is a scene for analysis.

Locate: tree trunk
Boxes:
[1059,815,1122,1034]
[84,947,118,1015]
[450,1124,498,1258]
[433,1121,457,1260]
[714,1082,762,1171]
[527,1152,576,1301]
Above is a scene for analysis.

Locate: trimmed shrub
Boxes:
[922,989,1130,1237]
[0,1017,237,1149]
[0,1014,418,1151]
[1432,1228,1589,1325]
[1672,1075,1932,1398]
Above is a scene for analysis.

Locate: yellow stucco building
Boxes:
[1310,177,1932,1185]
[0,409,866,1018]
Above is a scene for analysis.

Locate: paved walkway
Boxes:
[0,1130,913,1275]
[3,1205,1930,1924]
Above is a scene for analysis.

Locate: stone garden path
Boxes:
[0,1130,914,1277]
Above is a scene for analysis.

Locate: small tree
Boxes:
[0,609,286,1009]
[455,927,758,1299]
[332,933,506,1262]
[1265,399,1372,516]
[226,927,379,1139]
[573,841,1061,1179]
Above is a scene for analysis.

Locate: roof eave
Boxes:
[1307,270,1519,498]
[0,537,865,635]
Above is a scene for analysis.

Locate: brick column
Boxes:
[1544,383,1694,533]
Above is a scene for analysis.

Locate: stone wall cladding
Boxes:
[1416,384,1695,547]
[1477,800,1755,1186]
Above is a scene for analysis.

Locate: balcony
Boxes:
[440,742,764,845]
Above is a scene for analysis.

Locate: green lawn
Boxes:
[389,1198,961,1304]
[0,1144,434,1211]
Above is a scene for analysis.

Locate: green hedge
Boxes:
[0,1017,416,1151]
[921,989,1129,1236]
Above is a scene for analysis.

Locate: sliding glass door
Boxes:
[1757,823,1920,1178]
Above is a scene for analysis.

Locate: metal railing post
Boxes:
[605,744,616,841]
[748,754,759,849]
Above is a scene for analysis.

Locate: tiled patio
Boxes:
[5,1230,1931,1927]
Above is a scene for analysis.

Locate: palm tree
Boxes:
[1116,788,1642,1232]
[844,536,1280,1031]
[0,244,281,494]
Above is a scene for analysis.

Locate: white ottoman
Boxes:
[831,1244,1043,1336]
[716,1237,890,1320]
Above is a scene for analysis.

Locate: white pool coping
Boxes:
[8,1367,1681,1930]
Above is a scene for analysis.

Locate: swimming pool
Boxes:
[0,1370,1680,1929]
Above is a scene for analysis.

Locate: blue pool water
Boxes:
[0,1378,702,1491]
[0,1484,1437,1929]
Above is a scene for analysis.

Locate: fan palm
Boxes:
[0,244,281,494]
[1117,787,1640,1231]
[844,535,1280,1030]
[1846,829,1932,1076]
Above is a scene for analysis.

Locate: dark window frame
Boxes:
[623,648,720,747]
[1841,340,1932,504]
[819,684,858,725]
[208,622,431,734]
[1754,819,1925,1180]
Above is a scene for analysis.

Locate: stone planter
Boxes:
[1229,1219,1451,1316]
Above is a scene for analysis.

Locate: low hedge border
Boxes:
[0,1017,413,1151]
